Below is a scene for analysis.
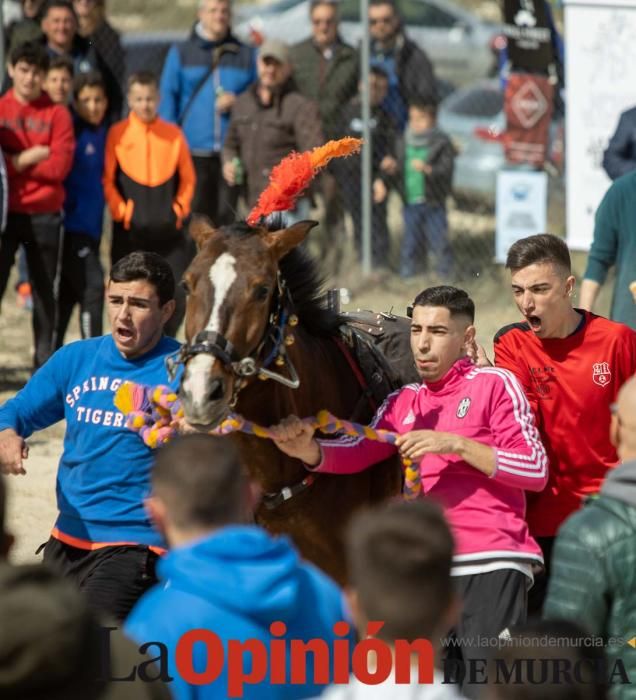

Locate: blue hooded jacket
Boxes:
[159,26,256,155]
[125,526,351,699]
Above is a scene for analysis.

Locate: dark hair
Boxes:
[47,54,74,77]
[42,0,78,22]
[370,65,389,80]
[10,41,49,71]
[152,435,245,530]
[409,98,437,119]
[127,71,158,91]
[369,0,398,11]
[410,286,475,323]
[73,70,107,100]
[505,233,571,274]
[346,500,454,641]
[109,251,175,306]
[309,0,339,14]
[486,619,608,700]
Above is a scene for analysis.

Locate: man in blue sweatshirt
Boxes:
[0,251,179,621]
[125,434,351,700]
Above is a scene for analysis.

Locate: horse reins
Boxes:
[165,270,301,406]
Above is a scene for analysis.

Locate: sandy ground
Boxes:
[0,208,610,564]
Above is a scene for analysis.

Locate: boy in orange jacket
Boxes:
[104,71,196,336]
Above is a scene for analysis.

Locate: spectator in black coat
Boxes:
[602,107,636,181]
[333,66,398,267]
[368,0,437,132]
[73,0,125,119]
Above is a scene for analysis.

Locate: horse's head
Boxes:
[178,217,317,428]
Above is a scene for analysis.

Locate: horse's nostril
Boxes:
[208,380,224,402]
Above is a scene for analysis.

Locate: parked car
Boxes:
[438,80,564,208]
[235,0,502,88]
[121,31,187,82]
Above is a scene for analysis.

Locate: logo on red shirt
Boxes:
[592,362,611,387]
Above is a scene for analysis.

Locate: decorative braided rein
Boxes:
[115,382,421,499]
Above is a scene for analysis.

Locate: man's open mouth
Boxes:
[116,327,134,340]
[525,315,541,330]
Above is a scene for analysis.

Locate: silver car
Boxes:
[235,0,501,87]
[438,80,565,208]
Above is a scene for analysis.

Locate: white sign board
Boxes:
[495,169,548,263]
[564,0,636,250]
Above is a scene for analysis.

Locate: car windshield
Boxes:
[257,0,306,14]
[446,88,503,118]
[340,0,458,27]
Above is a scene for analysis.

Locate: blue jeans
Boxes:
[401,202,453,278]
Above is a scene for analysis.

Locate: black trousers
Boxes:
[110,224,192,337]
[42,537,159,622]
[445,568,528,698]
[56,232,104,346]
[0,212,63,367]
[192,154,239,226]
[527,535,554,618]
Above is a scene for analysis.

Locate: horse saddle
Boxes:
[339,310,420,415]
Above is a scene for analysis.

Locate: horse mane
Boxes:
[222,220,341,337]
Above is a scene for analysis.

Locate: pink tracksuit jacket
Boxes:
[314,357,548,565]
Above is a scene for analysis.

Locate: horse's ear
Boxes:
[189,215,218,250]
[263,220,318,259]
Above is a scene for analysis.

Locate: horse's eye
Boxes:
[254,285,270,302]
[180,279,191,295]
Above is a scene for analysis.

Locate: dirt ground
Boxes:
[0,210,610,565]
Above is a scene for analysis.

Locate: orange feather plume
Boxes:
[246,137,362,226]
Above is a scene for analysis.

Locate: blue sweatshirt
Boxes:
[126,526,351,700]
[64,116,107,239]
[159,27,256,155]
[0,335,180,548]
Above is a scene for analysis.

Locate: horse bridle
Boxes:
[166,271,300,407]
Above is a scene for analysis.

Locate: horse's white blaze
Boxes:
[182,252,237,411]
[184,354,216,409]
[206,252,237,333]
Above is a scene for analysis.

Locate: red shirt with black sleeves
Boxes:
[494,311,636,537]
[0,89,74,214]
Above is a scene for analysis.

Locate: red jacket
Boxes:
[494,311,636,537]
[0,90,74,213]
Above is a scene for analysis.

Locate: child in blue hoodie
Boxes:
[57,70,108,346]
[126,434,352,700]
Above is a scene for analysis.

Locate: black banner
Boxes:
[503,0,554,73]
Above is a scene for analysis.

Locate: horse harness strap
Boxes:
[262,474,317,510]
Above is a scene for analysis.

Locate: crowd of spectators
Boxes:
[0,0,457,368]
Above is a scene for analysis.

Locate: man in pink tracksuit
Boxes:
[272,285,548,694]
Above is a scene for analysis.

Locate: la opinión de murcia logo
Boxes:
[96,624,632,697]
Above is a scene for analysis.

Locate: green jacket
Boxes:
[289,37,359,138]
[585,171,636,330]
[544,460,636,698]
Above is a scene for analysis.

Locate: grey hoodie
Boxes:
[601,458,636,505]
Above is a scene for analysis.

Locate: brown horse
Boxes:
[175,217,402,584]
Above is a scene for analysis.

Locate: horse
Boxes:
[176,216,403,584]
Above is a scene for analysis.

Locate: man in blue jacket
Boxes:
[126,434,351,700]
[0,251,179,622]
[159,0,256,226]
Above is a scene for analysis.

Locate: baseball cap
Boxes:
[259,39,290,64]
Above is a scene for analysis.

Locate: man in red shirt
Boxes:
[492,233,636,614]
[0,41,74,368]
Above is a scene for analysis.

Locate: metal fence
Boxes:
[0,0,569,337]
